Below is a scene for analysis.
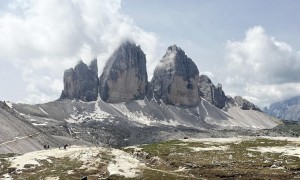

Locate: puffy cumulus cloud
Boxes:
[0,0,159,104]
[224,26,300,107]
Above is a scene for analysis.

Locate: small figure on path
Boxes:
[63,144,69,149]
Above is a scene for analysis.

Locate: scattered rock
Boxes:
[271,164,278,168]
[233,96,261,111]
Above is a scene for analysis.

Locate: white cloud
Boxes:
[200,71,215,78]
[0,0,159,104]
[224,26,300,107]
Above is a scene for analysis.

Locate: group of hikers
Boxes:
[59,144,70,150]
[43,144,50,149]
[43,144,70,150]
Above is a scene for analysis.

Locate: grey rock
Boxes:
[99,41,148,103]
[267,96,300,121]
[151,45,200,107]
[60,59,99,102]
[198,75,227,109]
[233,96,261,111]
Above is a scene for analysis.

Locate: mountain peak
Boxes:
[198,75,227,109]
[167,44,181,52]
[60,60,99,101]
[99,41,148,103]
[152,45,200,107]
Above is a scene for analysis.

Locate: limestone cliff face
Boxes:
[60,59,99,102]
[151,45,200,107]
[198,75,227,109]
[99,41,148,103]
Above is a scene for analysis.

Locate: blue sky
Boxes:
[0,0,299,107]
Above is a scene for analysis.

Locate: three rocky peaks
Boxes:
[60,41,259,110]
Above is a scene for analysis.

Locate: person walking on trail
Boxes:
[64,144,68,149]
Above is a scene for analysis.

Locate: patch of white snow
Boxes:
[5,101,13,108]
[39,107,48,115]
[108,149,145,178]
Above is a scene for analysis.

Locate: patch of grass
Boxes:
[141,140,191,158]
[106,174,136,180]
[0,153,17,176]
[138,138,300,179]
[0,153,17,158]
[140,169,191,180]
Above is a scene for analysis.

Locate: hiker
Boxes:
[44,145,47,149]
[47,144,50,149]
[63,144,68,149]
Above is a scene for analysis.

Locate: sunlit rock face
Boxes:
[99,41,148,103]
[60,59,99,102]
[151,45,200,107]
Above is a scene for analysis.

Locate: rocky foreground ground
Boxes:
[1,136,300,180]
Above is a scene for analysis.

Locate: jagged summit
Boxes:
[161,44,182,61]
[233,96,261,111]
[152,45,200,107]
[60,59,99,102]
[99,41,148,103]
[198,75,227,109]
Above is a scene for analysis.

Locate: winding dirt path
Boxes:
[0,132,40,146]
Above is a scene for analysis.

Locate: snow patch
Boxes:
[5,101,13,108]
[66,101,111,123]
[248,146,300,158]
[32,122,48,126]
[39,107,48,115]
[108,149,145,178]
[136,100,146,107]
[201,100,208,116]
[8,146,109,171]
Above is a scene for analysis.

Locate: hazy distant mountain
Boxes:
[266,96,300,121]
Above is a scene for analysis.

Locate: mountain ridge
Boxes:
[266,96,300,121]
[0,41,282,154]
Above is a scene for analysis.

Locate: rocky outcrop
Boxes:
[198,75,227,109]
[233,96,261,111]
[99,41,148,103]
[151,45,200,107]
[60,59,99,102]
[266,96,300,121]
